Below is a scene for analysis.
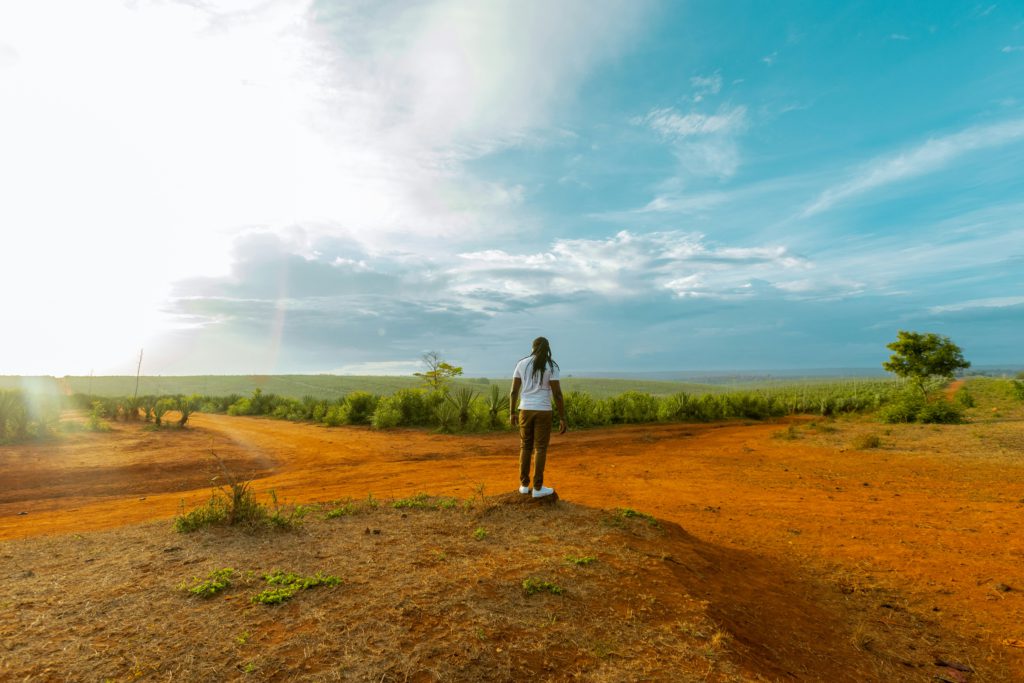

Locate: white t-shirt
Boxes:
[513,356,560,410]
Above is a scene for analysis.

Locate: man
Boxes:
[510,337,567,498]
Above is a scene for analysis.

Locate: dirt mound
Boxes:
[491,490,560,506]
[1,496,741,681]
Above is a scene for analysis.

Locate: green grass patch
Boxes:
[615,507,659,527]
[565,555,597,566]
[325,503,356,518]
[472,527,488,541]
[392,492,461,510]
[251,571,341,605]
[180,568,234,598]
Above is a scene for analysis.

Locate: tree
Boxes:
[882,331,970,397]
[414,351,463,393]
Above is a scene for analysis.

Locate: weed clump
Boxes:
[180,568,234,598]
[565,555,597,566]
[173,455,305,533]
[251,571,341,605]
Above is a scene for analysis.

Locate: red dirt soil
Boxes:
[2,413,1023,679]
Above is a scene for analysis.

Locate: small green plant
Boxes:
[393,492,433,509]
[392,492,460,510]
[266,490,306,530]
[235,631,251,645]
[86,401,111,432]
[616,507,659,527]
[565,555,597,566]
[522,577,563,596]
[251,570,341,605]
[325,503,356,518]
[180,568,234,598]
[472,527,488,541]
[851,434,882,450]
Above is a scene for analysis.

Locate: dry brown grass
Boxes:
[0,494,745,682]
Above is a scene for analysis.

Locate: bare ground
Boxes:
[1,387,1023,681]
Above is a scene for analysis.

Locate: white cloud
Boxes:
[454,230,808,302]
[1002,45,1024,53]
[803,118,1024,216]
[636,105,748,178]
[0,0,651,374]
[640,106,746,138]
[690,73,721,102]
[331,360,423,375]
[929,296,1024,314]
[889,33,910,41]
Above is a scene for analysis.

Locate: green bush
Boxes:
[879,392,925,423]
[336,391,379,425]
[917,401,963,424]
[609,391,659,423]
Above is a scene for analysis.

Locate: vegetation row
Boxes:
[67,378,964,434]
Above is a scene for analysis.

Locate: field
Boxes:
[1,378,1023,680]
[1,372,888,400]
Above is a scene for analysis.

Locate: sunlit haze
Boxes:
[2,1,1022,376]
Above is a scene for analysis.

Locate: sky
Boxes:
[1,0,1022,377]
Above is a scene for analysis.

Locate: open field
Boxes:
[1,373,902,401]
[1,379,1023,680]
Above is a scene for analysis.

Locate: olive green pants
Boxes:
[519,410,552,489]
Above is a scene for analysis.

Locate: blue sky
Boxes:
[1,1,1022,376]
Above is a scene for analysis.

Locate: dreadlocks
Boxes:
[529,337,558,382]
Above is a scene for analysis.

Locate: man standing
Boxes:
[510,337,567,498]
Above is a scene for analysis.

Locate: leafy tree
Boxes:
[882,330,970,397]
[414,351,463,393]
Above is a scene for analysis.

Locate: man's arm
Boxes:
[550,379,567,434]
[509,377,522,426]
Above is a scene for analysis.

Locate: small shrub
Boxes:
[472,527,488,541]
[851,434,882,449]
[523,577,563,596]
[879,392,925,423]
[917,401,963,424]
[565,555,596,566]
[180,568,234,598]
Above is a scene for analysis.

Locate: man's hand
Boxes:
[510,412,519,427]
[558,419,567,435]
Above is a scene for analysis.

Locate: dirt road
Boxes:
[2,413,1023,676]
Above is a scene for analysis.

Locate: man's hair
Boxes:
[529,337,558,381]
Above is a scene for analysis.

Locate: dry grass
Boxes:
[0,494,744,682]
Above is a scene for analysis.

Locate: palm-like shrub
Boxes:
[446,387,477,428]
[153,398,173,426]
[485,385,510,428]
[177,395,198,426]
[434,401,458,433]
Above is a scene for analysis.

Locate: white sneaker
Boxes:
[518,486,530,494]
[532,486,554,498]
